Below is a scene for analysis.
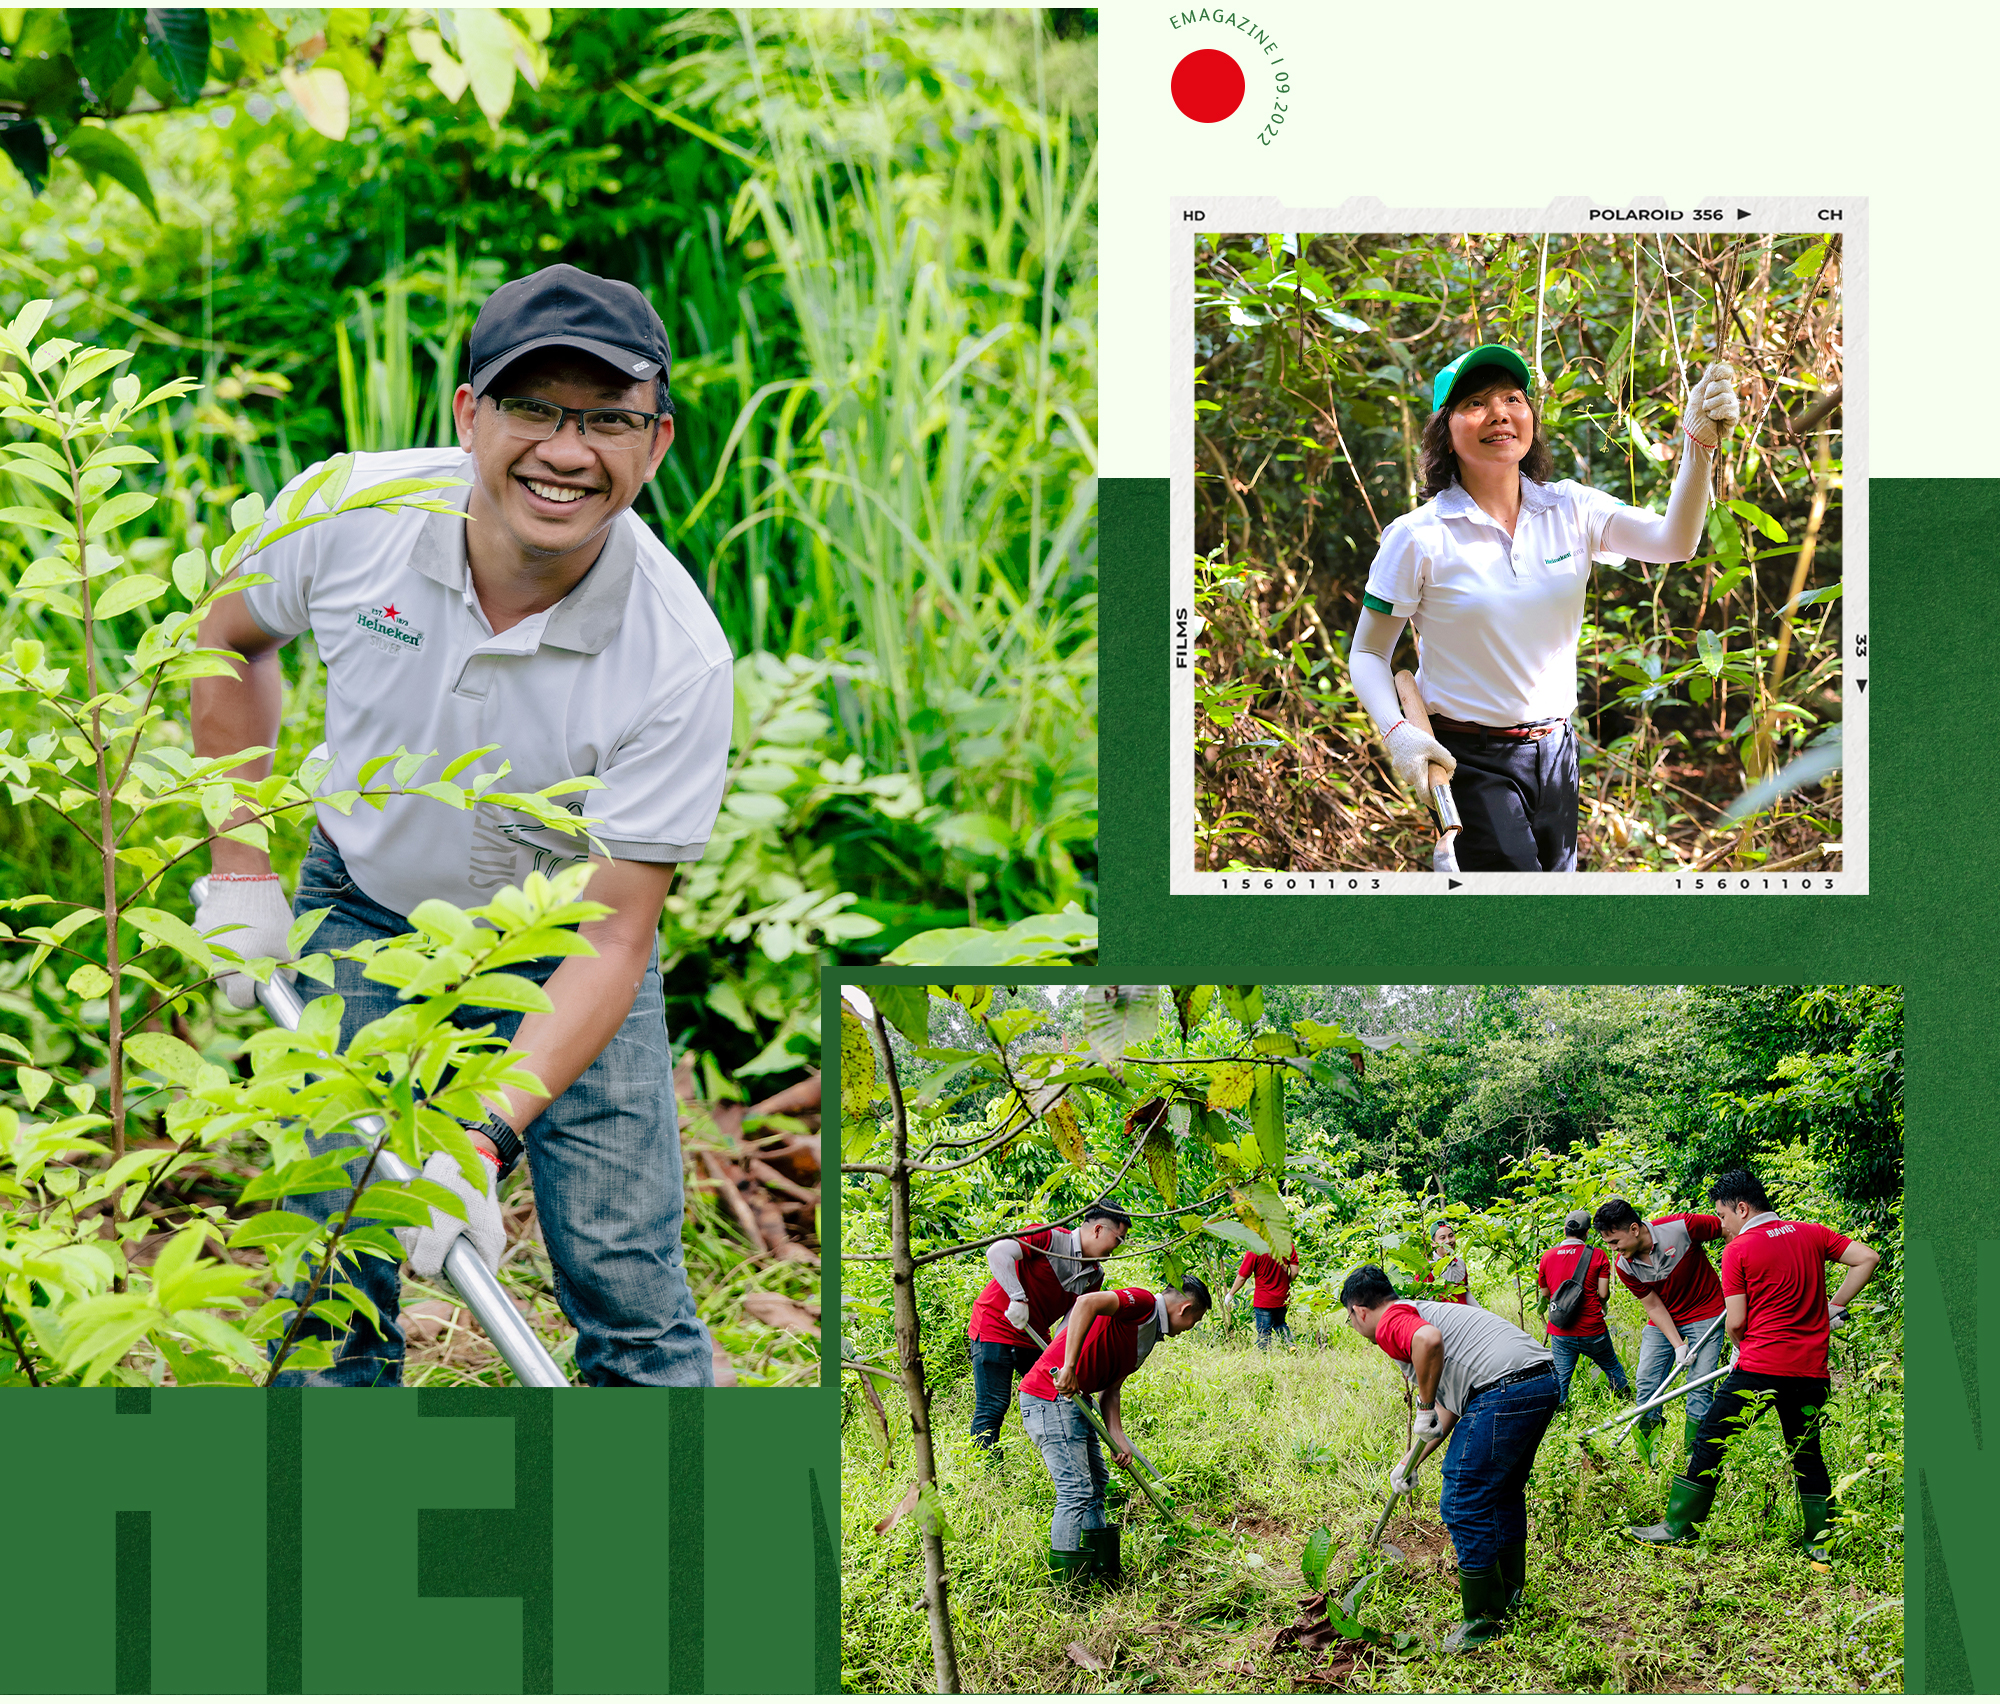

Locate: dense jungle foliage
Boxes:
[1192,232,1843,875]
[841,984,1902,1692]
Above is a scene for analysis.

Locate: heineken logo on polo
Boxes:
[355,602,426,656]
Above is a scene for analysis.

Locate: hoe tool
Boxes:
[1393,670,1462,874]
[196,877,570,1388]
[1365,1434,1441,1559]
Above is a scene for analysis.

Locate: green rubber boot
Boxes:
[1083,1524,1122,1584]
[1442,1563,1511,1652]
[1684,1413,1701,1456]
[1629,1474,1715,1545]
[1047,1544,1092,1586]
[1497,1539,1527,1610]
[1799,1494,1837,1563]
[1633,1422,1659,1469]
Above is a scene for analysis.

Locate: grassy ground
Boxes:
[842,1312,1901,1693]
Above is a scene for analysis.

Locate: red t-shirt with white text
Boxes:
[1720,1217,1852,1379]
[967,1224,1100,1348]
[1020,1288,1159,1400]
[1237,1250,1299,1308]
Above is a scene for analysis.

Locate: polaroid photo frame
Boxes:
[1167,197,1865,896]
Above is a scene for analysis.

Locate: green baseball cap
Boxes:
[1431,343,1533,413]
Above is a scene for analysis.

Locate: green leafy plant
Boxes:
[0,299,601,1384]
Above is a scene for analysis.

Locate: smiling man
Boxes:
[190,265,733,1386]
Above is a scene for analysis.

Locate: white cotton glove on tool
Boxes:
[1005,1297,1032,1331]
[194,874,297,1008]
[1412,1406,1445,1443]
[1390,1460,1417,1494]
[1682,361,1741,449]
[397,1149,505,1278]
[1383,721,1457,795]
[1828,1304,1848,1331]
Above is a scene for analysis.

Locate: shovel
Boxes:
[193,878,570,1387]
[1393,670,1461,874]
[1364,1433,1440,1559]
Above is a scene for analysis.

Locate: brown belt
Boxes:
[1432,712,1568,742]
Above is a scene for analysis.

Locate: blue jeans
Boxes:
[271,828,712,1387]
[1254,1305,1293,1350]
[1439,1369,1559,1572]
[1549,1331,1631,1405]
[969,1339,1039,1445]
[1019,1391,1108,1550]
[1635,1312,1725,1434]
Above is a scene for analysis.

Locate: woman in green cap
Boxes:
[1344,345,1739,871]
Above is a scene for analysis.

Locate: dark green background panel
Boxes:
[1099,474,1995,1692]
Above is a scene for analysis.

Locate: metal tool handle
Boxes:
[195,878,570,1388]
[1367,1434,1438,1550]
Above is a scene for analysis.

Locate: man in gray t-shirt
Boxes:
[1343,1264,1558,1653]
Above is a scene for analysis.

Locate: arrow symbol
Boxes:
[1447,879,1464,891]
[1737,208,1751,219]
[1856,679,1868,693]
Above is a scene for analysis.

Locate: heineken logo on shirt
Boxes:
[355,603,425,655]
[1545,551,1574,565]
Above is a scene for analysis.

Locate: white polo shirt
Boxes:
[242,448,733,918]
[1364,477,1641,726]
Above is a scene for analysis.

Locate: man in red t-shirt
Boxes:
[1631,1170,1878,1556]
[1017,1277,1212,1582]
[965,1202,1131,1450]
[1596,1197,1728,1465]
[1534,1211,1631,1407]
[1340,1264,1557,1651]
[1223,1245,1301,1349]
[1429,1220,1473,1305]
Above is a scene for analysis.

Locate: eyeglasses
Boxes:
[488,395,664,444]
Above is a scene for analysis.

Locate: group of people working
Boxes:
[963,1172,1879,1657]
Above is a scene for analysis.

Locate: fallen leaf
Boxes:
[875,1483,921,1536]
[1066,1642,1107,1672]
[1302,1654,1362,1685]
[741,1291,820,1335]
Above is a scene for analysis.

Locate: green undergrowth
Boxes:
[842,1314,1901,1693]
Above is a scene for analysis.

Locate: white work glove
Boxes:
[1004,1297,1032,1331]
[395,1148,505,1279]
[1390,1458,1418,1494]
[1681,361,1740,450]
[1828,1303,1848,1331]
[1671,1339,1697,1374]
[1383,720,1457,795]
[194,874,297,1008]
[1412,1406,1444,1443]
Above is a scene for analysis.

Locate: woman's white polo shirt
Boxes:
[1363,477,1639,727]
[241,448,733,917]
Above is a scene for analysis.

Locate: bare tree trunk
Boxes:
[878,1011,960,1695]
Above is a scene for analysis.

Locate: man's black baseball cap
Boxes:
[468,264,672,398]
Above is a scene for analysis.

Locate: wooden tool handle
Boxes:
[1392,669,1450,793]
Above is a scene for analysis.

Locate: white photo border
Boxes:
[1169,196,1866,897]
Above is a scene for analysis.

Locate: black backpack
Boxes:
[1547,1244,1595,1330]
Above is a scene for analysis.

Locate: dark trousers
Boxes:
[1438,1369,1560,1571]
[1436,722,1579,872]
[1548,1330,1631,1405]
[1687,1370,1832,1499]
[1253,1305,1293,1350]
[969,1338,1040,1445]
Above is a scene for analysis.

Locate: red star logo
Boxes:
[383,604,400,619]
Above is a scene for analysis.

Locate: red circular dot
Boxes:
[1171,50,1246,124]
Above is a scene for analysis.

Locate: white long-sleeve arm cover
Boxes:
[1600,436,1715,563]
[987,1238,1027,1300]
[1347,606,1412,734]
